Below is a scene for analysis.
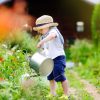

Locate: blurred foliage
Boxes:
[0,40,94,99]
[69,39,93,63]
[67,39,100,88]
[91,4,100,46]
[65,47,71,60]
[66,70,94,100]
[6,31,39,53]
[0,42,49,100]
[0,43,29,83]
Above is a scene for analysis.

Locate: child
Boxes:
[33,15,69,99]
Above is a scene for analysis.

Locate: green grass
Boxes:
[73,66,100,92]
[66,69,94,100]
[0,41,95,100]
[66,69,84,89]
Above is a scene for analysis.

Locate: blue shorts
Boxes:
[47,55,66,82]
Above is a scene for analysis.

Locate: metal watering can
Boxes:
[29,50,54,76]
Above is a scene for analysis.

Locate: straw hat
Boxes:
[33,15,58,31]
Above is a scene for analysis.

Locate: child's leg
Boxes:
[49,80,57,96]
[61,80,69,96]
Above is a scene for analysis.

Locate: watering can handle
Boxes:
[37,48,48,57]
[37,48,42,53]
[37,48,44,54]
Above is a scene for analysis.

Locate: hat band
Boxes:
[36,22,52,27]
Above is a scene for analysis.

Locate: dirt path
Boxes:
[81,79,100,100]
[70,70,100,100]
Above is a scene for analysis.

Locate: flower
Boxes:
[0,57,4,62]
[0,77,4,81]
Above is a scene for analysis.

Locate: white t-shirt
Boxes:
[41,27,65,59]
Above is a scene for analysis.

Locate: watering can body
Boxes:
[29,52,54,76]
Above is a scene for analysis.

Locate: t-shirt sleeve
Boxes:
[49,28,64,44]
[49,29,59,38]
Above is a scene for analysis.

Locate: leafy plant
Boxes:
[0,45,29,83]
[91,4,100,46]
[68,39,100,89]
[69,39,93,63]
[7,31,39,53]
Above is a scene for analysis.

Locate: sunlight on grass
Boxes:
[66,69,94,100]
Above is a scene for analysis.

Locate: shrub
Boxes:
[7,31,39,53]
[69,39,100,87]
[0,44,29,83]
[69,39,93,63]
[91,4,100,46]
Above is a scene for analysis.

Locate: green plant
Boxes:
[91,4,100,46]
[0,46,29,83]
[69,39,93,63]
[65,70,94,100]
[7,31,39,53]
[0,42,36,99]
[0,39,96,99]
[65,48,71,60]
[76,49,100,87]
[68,39,100,88]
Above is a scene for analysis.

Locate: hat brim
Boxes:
[33,22,58,31]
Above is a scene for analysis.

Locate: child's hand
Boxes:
[37,41,44,48]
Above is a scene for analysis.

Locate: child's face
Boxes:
[37,27,49,35]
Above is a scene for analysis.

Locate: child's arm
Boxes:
[37,32,57,48]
